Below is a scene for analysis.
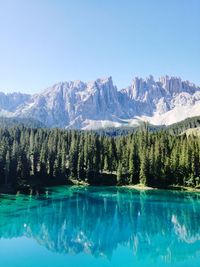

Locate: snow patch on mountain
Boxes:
[143,104,200,126]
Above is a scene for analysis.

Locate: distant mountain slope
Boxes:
[0,92,30,111]
[0,117,46,128]
[94,116,200,136]
[166,115,200,134]
[0,75,200,129]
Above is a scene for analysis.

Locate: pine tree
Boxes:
[139,151,149,186]
[117,162,123,184]
[4,150,10,186]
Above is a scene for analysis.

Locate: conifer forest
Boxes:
[0,125,200,191]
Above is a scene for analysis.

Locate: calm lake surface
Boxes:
[0,186,200,267]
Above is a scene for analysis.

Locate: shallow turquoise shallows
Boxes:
[1,187,200,267]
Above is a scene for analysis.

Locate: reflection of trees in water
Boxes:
[1,188,200,263]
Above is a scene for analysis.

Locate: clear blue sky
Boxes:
[0,0,199,93]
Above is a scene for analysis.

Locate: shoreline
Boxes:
[122,184,200,193]
[122,184,157,191]
[168,185,200,193]
[1,183,200,195]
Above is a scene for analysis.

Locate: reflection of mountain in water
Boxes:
[1,187,200,263]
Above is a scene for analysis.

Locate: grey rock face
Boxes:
[0,92,30,112]
[0,76,200,128]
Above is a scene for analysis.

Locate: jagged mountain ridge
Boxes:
[0,75,200,129]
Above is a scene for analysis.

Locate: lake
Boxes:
[0,186,200,267]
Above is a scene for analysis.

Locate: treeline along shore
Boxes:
[0,125,200,193]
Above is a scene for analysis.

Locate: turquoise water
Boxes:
[0,187,200,267]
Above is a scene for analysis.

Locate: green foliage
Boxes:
[0,125,200,190]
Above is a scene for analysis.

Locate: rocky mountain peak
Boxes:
[95,76,113,85]
[0,75,200,129]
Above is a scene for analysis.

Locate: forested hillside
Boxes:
[0,117,46,128]
[0,125,200,192]
[94,116,200,136]
[166,116,200,135]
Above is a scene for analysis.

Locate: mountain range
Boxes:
[0,75,200,129]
